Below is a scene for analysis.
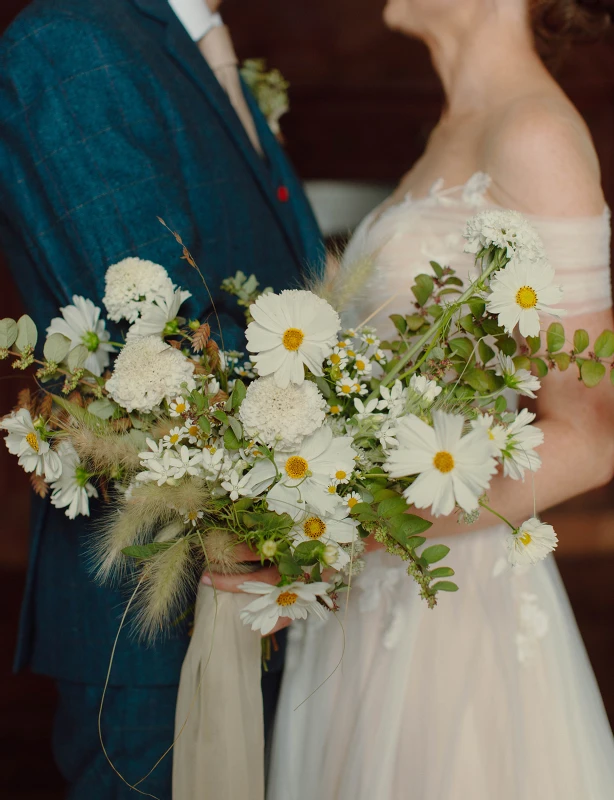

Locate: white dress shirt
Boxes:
[168,0,223,42]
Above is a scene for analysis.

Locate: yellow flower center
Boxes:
[341,385,351,394]
[303,516,327,539]
[346,349,356,358]
[488,429,495,440]
[335,470,347,481]
[347,496,359,509]
[355,360,366,370]
[515,286,538,310]
[330,353,342,365]
[170,434,179,444]
[187,511,199,521]
[26,432,39,452]
[175,403,186,413]
[329,405,341,415]
[285,455,309,480]
[189,425,199,437]
[519,530,532,546]
[276,591,299,607]
[282,328,305,351]
[327,485,337,494]
[433,451,455,473]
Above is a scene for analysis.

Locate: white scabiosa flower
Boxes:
[464,209,547,263]
[470,413,507,456]
[0,408,62,481]
[245,290,341,388]
[506,518,558,566]
[238,376,326,451]
[485,260,564,338]
[244,425,355,518]
[238,580,334,634]
[50,441,98,518]
[126,285,192,340]
[385,411,497,517]
[496,354,541,399]
[105,336,196,413]
[409,374,442,403]
[103,257,175,323]
[46,295,114,376]
[501,409,544,480]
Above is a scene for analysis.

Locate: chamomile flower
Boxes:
[327,347,348,370]
[184,509,204,527]
[46,295,114,376]
[184,420,203,445]
[506,517,558,566]
[49,441,98,519]
[385,411,497,517]
[344,491,362,511]
[353,355,372,376]
[410,374,442,403]
[336,374,365,397]
[291,508,359,568]
[169,397,189,417]
[486,260,564,338]
[501,409,544,481]
[328,403,343,415]
[0,408,62,481]
[163,427,186,448]
[238,580,334,635]
[245,290,341,388]
[126,285,192,340]
[470,413,507,456]
[361,331,380,348]
[496,354,541,399]
[373,349,387,365]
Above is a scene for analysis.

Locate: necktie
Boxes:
[198,25,264,157]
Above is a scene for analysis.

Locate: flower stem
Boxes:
[478,500,516,531]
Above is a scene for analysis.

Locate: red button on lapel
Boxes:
[277,186,290,203]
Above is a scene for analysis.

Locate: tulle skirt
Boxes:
[267,526,614,800]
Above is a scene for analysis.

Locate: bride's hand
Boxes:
[200,543,292,635]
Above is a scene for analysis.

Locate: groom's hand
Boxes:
[200,543,292,634]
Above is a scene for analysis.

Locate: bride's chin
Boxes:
[382,1,417,36]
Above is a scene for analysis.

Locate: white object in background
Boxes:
[304,180,392,238]
[168,0,222,41]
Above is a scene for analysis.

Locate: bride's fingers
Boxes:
[231,542,260,561]
[201,565,281,593]
[268,617,292,635]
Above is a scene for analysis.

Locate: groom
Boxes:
[0,0,323,796]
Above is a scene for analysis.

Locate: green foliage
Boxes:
[573,329,589,354]
[0,318,18,349]
[411,274,434,307]
[526,335,541,356]
[67,344,89,372]
[122,542,173,559]
[421,544,451,564]
[44,332,71,364]
[15,315,37,352]
[581,360,606,387]
[433,581,459,593]
[546,322,565,353]
[594,330,614,359]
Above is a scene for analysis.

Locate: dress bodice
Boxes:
[342,172,612,340]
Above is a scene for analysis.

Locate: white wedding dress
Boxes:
[267,174,614,800]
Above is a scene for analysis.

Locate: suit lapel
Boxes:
[131,0,307,268]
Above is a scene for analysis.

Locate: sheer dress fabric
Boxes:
[267,174,614,800]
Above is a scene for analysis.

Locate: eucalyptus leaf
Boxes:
[405,535,427,550]
[15,314,38,352]
[526,335,541,356]
[530,357,548,379]
[433,581,459,593]
[546,322,565,353]
[429,566,456,578]
[372,488,400,502]
[553,352,571,371]
[66,344,88,372]
[513,355,531,371]
[581,360,606,388]
[594,330,614,359]
[389,514,432,538]
[88,398,118,420]
[44,332,71,364]
[198,416,211,435]
[0,318,17,349]
[421,544,451,564]
[573,329,589,354]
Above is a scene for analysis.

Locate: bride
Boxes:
[264,0,614,797]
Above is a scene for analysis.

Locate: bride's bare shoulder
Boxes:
[484,92,605,217]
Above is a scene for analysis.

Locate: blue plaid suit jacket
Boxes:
[0,0,324,686]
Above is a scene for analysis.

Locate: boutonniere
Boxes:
[240,58,290,142]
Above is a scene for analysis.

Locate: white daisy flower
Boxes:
[184,419,203,445]
[46,295,115,376]
[361,331,380,348]
[496,354,541,399]
[239,376,326,451]
[464,210,547,263]
[245,290,340,388]
[328,402,343,416]
[126,285,192,340]
[103,257,175,323]
[0,408,62,481]
[470,413,507,456]
[168,446,203,480]
[506,517,558,566]
[184,509,204,527]
[326,346,348,370]
[105,336,196,413]
[169,397,189,417]
[353,355,372,376]
[501,409,544,481]
[49,441,98,519]
[344,491,362,511]
[410,374,443,403]
[373,349,387,365]
[486,260,564,338]
[238,580,334,635]
[335,374,365,397]
[244,425,355,519]
[385,411,497,517]
[343,328,358,338]
[291,508,358,569]
[162,426,186,449]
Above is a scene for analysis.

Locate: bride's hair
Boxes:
[531,0,613,49]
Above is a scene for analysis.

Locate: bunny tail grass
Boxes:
[66,421,145,474]
[131,537,197,643]
[203,528,253,575]
[306,253,376,314]
[91,478,215,583]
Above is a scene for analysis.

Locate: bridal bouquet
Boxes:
[2,210,614,641]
